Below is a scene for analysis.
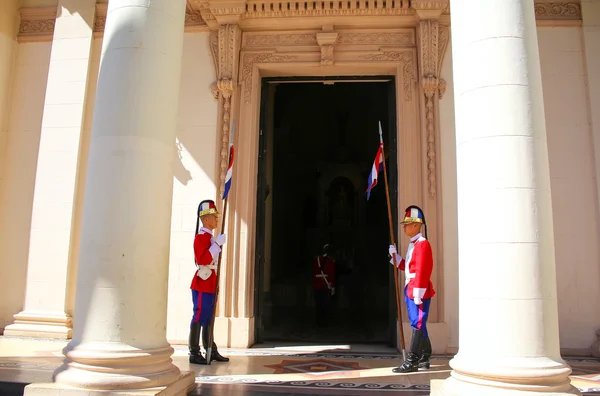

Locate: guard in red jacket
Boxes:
[188,199,229,365]
[389,205,435,373]
[312,244,336,327]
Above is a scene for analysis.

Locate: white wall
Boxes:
[166,32,219,343]
[438,38,459,353]
[0,42,51,330]
[539,26,600,352]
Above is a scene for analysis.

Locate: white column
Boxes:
[4,0,96,339]
[51,0,188,390]
[436,0,579,395]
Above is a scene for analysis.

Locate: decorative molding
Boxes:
[94,3,107,34]
[414,0,448,201]
[337,32,415,46]
[18,7,56,43]
[185,3,206,28]
[209,31,220,100]
[211,25,242,196]
[244,33,317,46]
[534,2,582,20]
[244,0,414,18]
[358,51,414,101]
[18,1,582,42]
[437,25,450,99]
[316,32,338,66]
[241,52,298,103]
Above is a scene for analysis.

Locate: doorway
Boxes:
[254,76,399,345]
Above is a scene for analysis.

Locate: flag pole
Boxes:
[206,122,234,365]
[379,121,407,360]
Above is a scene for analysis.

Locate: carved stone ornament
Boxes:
[245,33,317,47]
[241,52,298,103]
[534,2,582,20]
[337,32,414,46]
[209,24,242,196]
[18,1,582,42]
[413,0,450,200]
[316,32,338,66]
[358,51,414,102]
[18,7,56,42]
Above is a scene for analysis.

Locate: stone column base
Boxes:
[430,377,581,396]
[24,372,196,396]
[3,312,72,339]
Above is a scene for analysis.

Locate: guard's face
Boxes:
[403,223,421,238]
[202,214,219,230]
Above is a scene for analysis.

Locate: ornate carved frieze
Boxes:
[359,51,414,101]
[535,2,582,20]
[18,7,56,42]
[244,33,317,47]
[337,32,415,46]
[244,0,413,18]
[18,1,582,42]
[240,52,298,102]
[94,3,107,34]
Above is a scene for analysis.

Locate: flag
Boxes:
[366,121,385,200]
[366,143,384,200]
[222,122,235,200]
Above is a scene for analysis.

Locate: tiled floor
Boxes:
[0,337,599,395]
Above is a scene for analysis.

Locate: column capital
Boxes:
[189,0,245,27]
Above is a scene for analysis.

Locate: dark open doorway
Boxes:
[255,77,399,345]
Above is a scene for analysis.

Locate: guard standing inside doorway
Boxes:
[313,244,336,327]
[188,199,230,365]
[389,205,435,373]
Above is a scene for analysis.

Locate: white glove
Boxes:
[215,233,226,246]
[331,287,335,296]
[388,245,402,266]
[414,296,423,305]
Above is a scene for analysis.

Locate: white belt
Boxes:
[316,274,328,278]
[405,272,415,285]
[196,264,218,270]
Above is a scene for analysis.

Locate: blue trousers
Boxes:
[404,286,431,338]
[191,290,215,328]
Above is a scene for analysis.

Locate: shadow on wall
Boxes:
[174,140,192,186]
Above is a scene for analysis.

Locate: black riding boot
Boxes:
[202,325,230,363]
[188,322,207,365]
[418,337,432,369]
[393,329,424,373]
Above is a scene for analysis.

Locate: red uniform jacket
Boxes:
[399,235,435,300]
[190,227,220,293]
[313,255,335,290]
